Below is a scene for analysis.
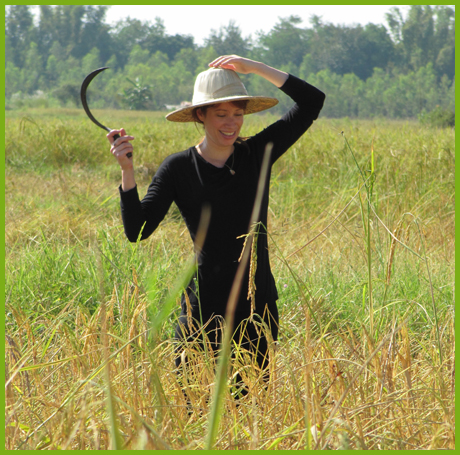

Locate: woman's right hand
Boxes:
[107,128,135,169]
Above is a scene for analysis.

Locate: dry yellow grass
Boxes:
[5,283,455,449]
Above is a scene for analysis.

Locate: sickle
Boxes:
[80,67,132,158]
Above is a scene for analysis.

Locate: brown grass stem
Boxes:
[314,322,406,450]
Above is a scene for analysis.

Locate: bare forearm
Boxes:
[248,61,289,88]
[121,168,136,192]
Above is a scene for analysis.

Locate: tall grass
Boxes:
[5,109,455,449]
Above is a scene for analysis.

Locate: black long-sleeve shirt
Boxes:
[119,74,325,322]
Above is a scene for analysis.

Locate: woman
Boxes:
[108,55,325,394]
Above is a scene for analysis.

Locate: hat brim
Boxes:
[165,95,279,122]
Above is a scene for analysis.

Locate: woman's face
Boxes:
[197,102,244,149]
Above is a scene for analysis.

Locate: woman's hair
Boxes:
[192,100,250,147]
[192,100,249,124]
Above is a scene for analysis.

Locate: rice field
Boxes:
[5,108,455,449]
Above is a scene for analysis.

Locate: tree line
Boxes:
[5,5,455,120]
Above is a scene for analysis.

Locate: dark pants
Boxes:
[174,304,279,400]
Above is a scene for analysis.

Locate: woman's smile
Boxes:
[197,102,244,149]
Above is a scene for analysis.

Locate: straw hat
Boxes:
[165,67,278,122]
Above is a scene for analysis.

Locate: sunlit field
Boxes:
[5,108,455,449]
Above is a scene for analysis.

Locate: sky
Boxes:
[102,5,409,45]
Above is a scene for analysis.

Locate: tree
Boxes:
[137,17,167,55]
[157,33,195,60]
[306,20,394,80]
[256,16,308,68]
[110,17,193,67]
[81,48,101,75]
[5,5,35,67]
[196,46,219,74]
[358,24,394,78]
[5,62,22,98]
[360,68,391,117]
[53,5,86,58]
[71,6,112,62]
[22,42,44,93]
[36,5,55,63]
[33,6,112,63]
[385,6,404,43]
[432,6,455,80]
[143,18,195,60]
[174,47,199,76]
[127,45,151,67]
[402,5,435,70]
[120,77,153,110]
[111,18,152,68]
[53,84,81,107]
[205,20,251,57]
[385,5,455,78]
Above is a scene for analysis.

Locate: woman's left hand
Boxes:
[209,55,257,74]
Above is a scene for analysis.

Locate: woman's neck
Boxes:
[196,139,234,168]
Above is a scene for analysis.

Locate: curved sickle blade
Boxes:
[80,67,111,132]
[80,67,131,157]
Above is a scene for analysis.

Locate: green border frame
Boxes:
[3,3,456,454]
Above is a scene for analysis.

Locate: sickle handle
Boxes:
[111,133,132,159]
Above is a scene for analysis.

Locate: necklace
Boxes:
[225,153,236,175]
[196,144,236,175]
